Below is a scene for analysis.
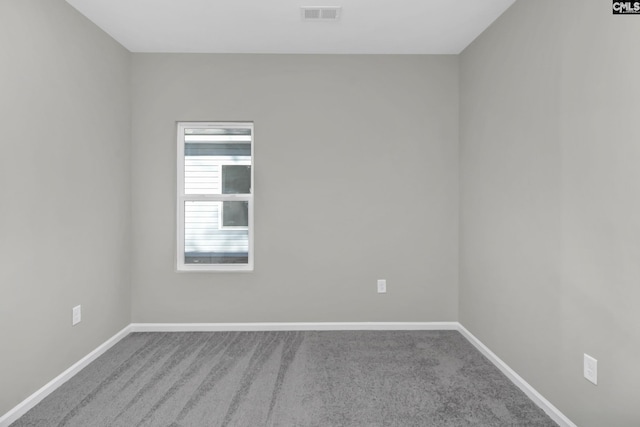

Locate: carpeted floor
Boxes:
[11,331,558,427]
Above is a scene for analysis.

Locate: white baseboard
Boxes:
[457,324,577,427]
[130,321,459,332]
[0,324,132,427]
[1,321,575,427]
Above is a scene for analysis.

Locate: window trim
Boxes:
[176,121,254,272]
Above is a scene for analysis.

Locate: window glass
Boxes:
[178,123,253,271]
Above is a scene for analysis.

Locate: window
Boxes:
[177,122,253,271]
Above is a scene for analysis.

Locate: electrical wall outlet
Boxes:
[377,279,387,294]
[584,354,597,385]
[72,305,82,326]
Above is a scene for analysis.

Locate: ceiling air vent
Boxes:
[301,7,342,21]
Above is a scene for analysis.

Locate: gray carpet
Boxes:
[11,331,558,427]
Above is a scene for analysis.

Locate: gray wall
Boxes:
[131,54,459,323]
[460,1,640,426]
[0,0,131,416]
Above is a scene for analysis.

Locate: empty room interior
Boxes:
[1,0,638,426]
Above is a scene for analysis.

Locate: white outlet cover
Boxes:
[377,279,386,294]
[72,305,82,326]
[583,353,597,385]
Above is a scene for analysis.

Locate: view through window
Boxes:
[177,122,253,271]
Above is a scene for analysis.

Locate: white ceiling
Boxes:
[65,0,516,54]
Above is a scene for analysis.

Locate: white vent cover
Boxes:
[301,7,342,21]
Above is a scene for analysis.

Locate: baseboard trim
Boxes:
[1,321,576,427]
[130,321,459,332]
[457,324,577,427]
[0,324,132,427]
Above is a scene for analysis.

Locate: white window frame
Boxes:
[177,121,254,272]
